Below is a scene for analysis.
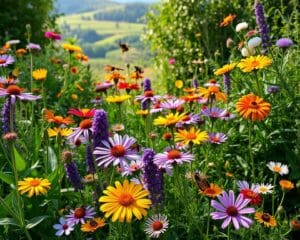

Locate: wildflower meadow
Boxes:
[0,0,299,239]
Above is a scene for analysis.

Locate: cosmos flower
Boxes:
[67,119,93,143]
[153,112,186,127]
[0,76,19,85]
[26,43,41,51]
[66,206,96,225]
[220,111,235,120]
[237,55,272,72]
[53,217,75,236]
[237,180,262,205]
[144,214,169,238]
[236,94,271,121]
[135,90,159,107]
[267,161,289,175]
[211,190,255,229]
[32,69,48,81]
[0,55,15,67]
[17,177,51,197]
[201,106,226,119]
[80,218,106,232]
[44,109,73,125]
[95,81,114,92]
[255,212,277,228]
[121,159,143,176]
[0,85,41,103]
[93,134,140,170]
[208,132,228,144]
[220,14,236,27]
[175,127,208,146]
[99,180,151,222]
[175,113,202,127]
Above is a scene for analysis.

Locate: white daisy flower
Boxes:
[256,183,274,194]
[267,161,289,175]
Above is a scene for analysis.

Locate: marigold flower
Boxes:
[32,68,47,81]
[47,127,73,138]
[198,86,227,102]
[80,218,106,232]
[62,43,82,53]
[236,93,270,121]
[44,109,74,125]
[199,183,223,198]
[18,177,51,197]
[175,80,183,89]
[237,55,272,72]
[255,212,277,228]
[279,180,294,192]
[99,180,151,222]
[220,14,236,27]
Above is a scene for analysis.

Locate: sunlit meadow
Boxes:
[0,1,299,240]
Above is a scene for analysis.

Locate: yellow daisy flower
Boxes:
[61,43,82,53]
[106,95,131,103]
[99,180,151,223]
[198,86,227,102]
[175,127,208,145]
[153,112,186,127]
[175,80,183,89]
[237,55,272,72]
[18,177,51,197]
[47,127,73,138]
[81,218,106,232]
[32,69,47,81]
[254,212,277,228]
[214,63,236,76]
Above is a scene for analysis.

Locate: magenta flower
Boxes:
[0,85,41,104]
[53,217,74,236]
[211,190,255,229]
[169,58,176,65]
[26,43,41,51]
[276,38,293,48]
[220,111,235,120]
[0,55,15,67]
[93,134,140,170]
[66,206,96,225]
[45,31,62,40]
[176,113,202,127]
[208,132,228,144]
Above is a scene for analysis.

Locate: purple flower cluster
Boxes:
[64,160,84,192]
[267,85,280,94]
[223,74,231,96]
[142,78,152,110]
[86,145,95,174]
[1,98,16,134]
[276,38,294,48]
[255,2,270,54]
[92,109,109,149]
[142,149,164,207]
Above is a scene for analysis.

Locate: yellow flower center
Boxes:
[7,85,22,95]
[272,166,281,172]
[29,179,41,187]
[111,145,126,157]
[167,150,181,159]
[152,221,163,231]
[118,193,134,206]
[79,119,93,129]
[250,60,259,68]
[262,213,271,222]
[259,186,268,192]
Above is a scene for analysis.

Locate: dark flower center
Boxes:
[226,206,238,216]
[89,220,98,227]
[182,115,191,121]
[74,208,86,219]
[152,221,163,231]
[7,85,22,95]
[250,101,258,108]
[62,224,69,230]
[0,59,6,64]
[262,213,271,222]
[111,145,126,157]
[167,149,181,159]
[79,119,93,129]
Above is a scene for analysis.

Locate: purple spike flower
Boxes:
[144,78,152,92]
[223,73,231,96]
[64,160,84,192]
[86,145,95,174]
[2,99,11,134]
[255,1,270,54]
[92,109,109,150]
[142,149,164,207]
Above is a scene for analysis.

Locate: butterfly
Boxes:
[104,65,124,72]
[134,66,144,74]
[193,172,210,191]
[119,41,129,53]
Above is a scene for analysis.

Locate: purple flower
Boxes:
[53,217,74,236]
[67,119,93,143]
[267,85,280,94]
[160,98,185,110]
[169,58,176,65]
[220,111,235,121]
[66,206,96,225]
[142,149,164,206]
[0,76,19,85]
[192,79,199,88]
[211,190,255,229]
[254,2,270,54]
[121,159,143,176]
[45,31,62,40]
[276,38,293,48]
[64,160,84,192]
[86,145,95,174]
[0,85,41,104]
[208,132,228,144]
[223,73,231,95]
[92,109,109,149]
[143,78,152,92]
[93,134,140,170]
[175,113,203,127]
[0,55,15,67]
[1,98,16,134]
[201,106,226,119]
[95,81,114,92]
[26,43,41,51]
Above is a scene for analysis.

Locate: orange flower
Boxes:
[236,93,270,121]
[44,109,74,125]
[220,14,236,27]
[199,183,223,198]
[198,86,227,102]
[70,66,78,74]
[279,180,294,192]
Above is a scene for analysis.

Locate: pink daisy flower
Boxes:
[208,132,228,144]
[67,119,93,143]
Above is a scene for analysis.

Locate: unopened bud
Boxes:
[2,132,17,141]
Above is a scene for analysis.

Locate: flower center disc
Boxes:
[250,101,258,108]
[272,166,281,173]
[29,179,41,187]
[7,85,22,95]
[0,59,6,64]
[187,132,197,140]
[226,206,238,216]
[89,220,98,227]
[182,116,191,122]
[111,145,126,157]
[251,60,259,68]
[144,90,153,97]
[152,221,163,231]
[167,150,181,159]
[118,193,134,206]
[62,224,69,230]
[211,136,220,143]
[261,213,271,222]
[79,119,92,129]
[74,208,86,219]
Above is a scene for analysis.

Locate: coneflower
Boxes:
[92,109,109,150]
[254,0,270,54]
[142,149,164,207]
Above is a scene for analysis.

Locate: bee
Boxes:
[129,143,140,152]
[193,172,210,191]
[134,66,144,74]
[104,65,124,72]
[119,41,129,53]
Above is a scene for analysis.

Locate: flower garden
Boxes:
[0,1,299,239]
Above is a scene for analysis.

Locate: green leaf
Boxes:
[25,215,49,229]
[47,146,57,171]
[0,217,19,227]
[13,147,26,172]
[0,172,14,185]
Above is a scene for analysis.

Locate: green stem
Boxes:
[275,192,285,217]
[248,121,255,180]
[272,174,278,215]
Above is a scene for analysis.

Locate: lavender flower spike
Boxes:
[92,109,109,150]
[142,148,164,207]
[86,144,95,174]
[143,78,152,92]
[254,0,270,54]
